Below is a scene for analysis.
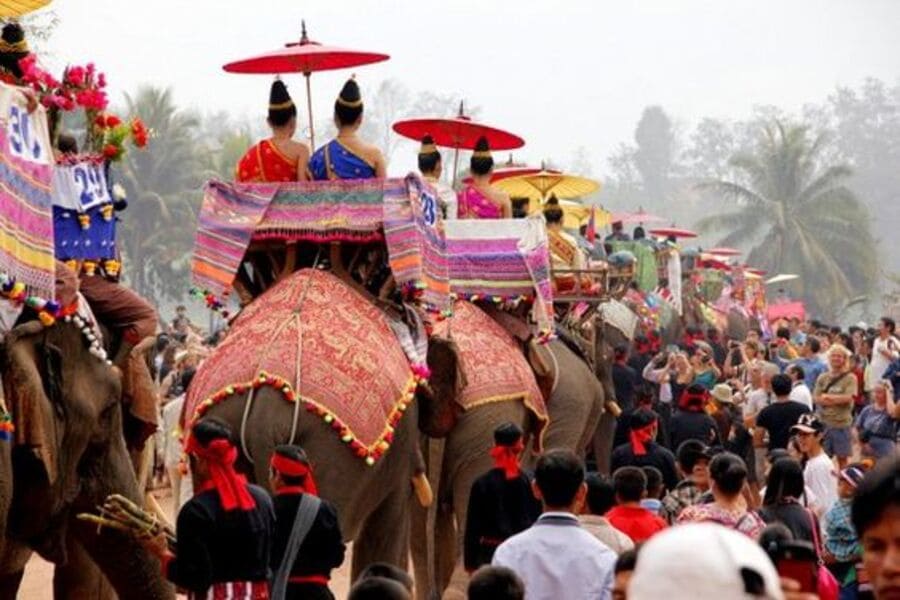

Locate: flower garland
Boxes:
[191,371,417,466]
[0,412,13,442]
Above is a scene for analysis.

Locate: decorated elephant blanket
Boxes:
[0,82,56,300]
[185,269,416,464]
[433,301,548,450]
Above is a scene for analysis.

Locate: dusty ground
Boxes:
[18,487,355,599]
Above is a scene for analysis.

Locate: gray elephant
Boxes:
[186,269,432,580]
[0,317,173,599]
[409,302,609,599]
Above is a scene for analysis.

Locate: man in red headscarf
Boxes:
[464,423,542,573]
[268,445,345,600]
[610,409,679,492]
[141,418,274,599]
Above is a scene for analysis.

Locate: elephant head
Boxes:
[417,337,464,438]
[1,315,173,598]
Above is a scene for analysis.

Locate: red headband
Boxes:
[629,421,656,456]
[186,435,255,511]
[270,453,318,496]
[490,440,525,480]
[679,388,709,412]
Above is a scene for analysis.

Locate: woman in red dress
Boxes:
[236,80,309,182]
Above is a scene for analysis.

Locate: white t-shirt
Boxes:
[789,383,814,410]
[804,452,838,515]
[742,388,771,420]
[869,336,900,389]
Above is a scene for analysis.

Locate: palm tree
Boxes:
[695,121,877,320]
[114,86,204,301]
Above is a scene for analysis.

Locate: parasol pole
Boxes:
[451,100,465,189]
[304,71,315,149]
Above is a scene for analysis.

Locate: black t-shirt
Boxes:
[758,502,816,545]
[669,410,720,451]
[756,401,811,450]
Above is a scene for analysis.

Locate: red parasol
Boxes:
[393,102,524,183]
[707,247,742,257]
[608,208,666,225]
[222,21,390,147]
[647,227,698,239]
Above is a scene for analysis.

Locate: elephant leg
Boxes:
[0,540,30,600]
[593,411,617,475]
[53,536,115,600]
[351,484,411,581]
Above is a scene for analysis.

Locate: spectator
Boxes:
[347,577,410,600]
[161,367,196,510]
[612,345,641,447]
[791,414,838,515]
[628,524,784,600]
[464,423,541,572]
[757,458,817,545]
[786,364,813,410]
[814,344,859,469]
[824,464,868,599]
[691,341,721,390]
[884,355,900,401]
[677,452,766,538]
[640,466,664,514]
[759,449,823,517]
[467,566,524,600]
[669,384,720,451]
[493,449,617,599]
[741,361,779,489]
[357,563,414,595]
[612,549,638,600]
[606,467,667,543]
[869,317,900,388]
[755,374,811,452]
[610,409,679,492]
[851,456,900,600]
[580,474,635,555]
[660,440,711,524]
[707,328,728,367]
[855,380,899,461]
[793,336,828,390]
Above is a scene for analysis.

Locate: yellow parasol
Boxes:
[0,0,50,17]
[495,168,600,203]
[526,199,604,230]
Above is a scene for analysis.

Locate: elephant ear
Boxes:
[418,336,464,438]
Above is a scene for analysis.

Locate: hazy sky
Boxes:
[41,0,900,177]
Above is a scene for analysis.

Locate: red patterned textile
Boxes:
[186,269,415,464]
[433,301,547,449]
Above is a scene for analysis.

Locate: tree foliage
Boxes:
[695,121,877,320]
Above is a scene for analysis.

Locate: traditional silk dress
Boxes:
[548,228,588,293]
[457,185,502,219]
[307,139,377,181]
[236,139,299,183]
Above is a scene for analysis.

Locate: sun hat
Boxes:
[710,383,734,405]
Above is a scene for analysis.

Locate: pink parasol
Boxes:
[393,102,525,183]
[222,21,390,147]
[647,227,698,239]
[608,208,666,225]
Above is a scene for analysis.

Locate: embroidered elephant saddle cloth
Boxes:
[186,269,415,464]
[432,301,548,450]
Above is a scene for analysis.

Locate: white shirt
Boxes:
[804,452,838,515]
[742,388,771,420]
[869,335,900,389]
[493,512,616,600]
[161,395,185,469]
[789,382,814,410]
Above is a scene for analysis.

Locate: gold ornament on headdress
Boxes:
[419,143,438,155]
[337,74,363,108]
[472,149,492,158]
[269,99,295,111]
[0,39,28,54]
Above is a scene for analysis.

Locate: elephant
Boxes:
[188,269,431,581]
[0,317,174,599]
[409,302,609,599]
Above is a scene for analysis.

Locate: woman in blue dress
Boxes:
[308,78,386,180]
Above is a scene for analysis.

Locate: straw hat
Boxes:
[710,383,734,405]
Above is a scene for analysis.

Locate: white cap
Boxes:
[629,523,784,600]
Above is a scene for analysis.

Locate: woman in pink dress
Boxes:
[457,136,512,219]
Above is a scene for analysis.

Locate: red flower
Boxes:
[102,143,119,159]
[106,114,121,127]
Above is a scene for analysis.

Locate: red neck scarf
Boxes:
[490,440,525,479]
[186,436,255,511]
[270,453,318,496]
[629,422,656,456]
